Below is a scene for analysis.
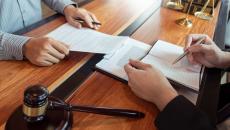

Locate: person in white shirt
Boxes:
[0,0,100,66]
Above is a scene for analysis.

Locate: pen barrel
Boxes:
[75,18,101,25]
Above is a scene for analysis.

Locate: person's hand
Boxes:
[23,37,69,66]
[124,59,178,111]
[64,5,100,30]
[185,34,230,68]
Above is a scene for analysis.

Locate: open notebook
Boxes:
[96,38,201,92]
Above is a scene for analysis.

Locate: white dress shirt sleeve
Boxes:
[43,0,77,14]
[0,31,30,60]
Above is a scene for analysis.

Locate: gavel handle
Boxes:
[70,105,145,118]
[49,102,145,119]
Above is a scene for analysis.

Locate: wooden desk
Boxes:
[0,0,158,128]
[68,4,222,130]
[0,0,224,129]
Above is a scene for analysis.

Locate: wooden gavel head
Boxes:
[6,85,72,130]
[23,85,49,122]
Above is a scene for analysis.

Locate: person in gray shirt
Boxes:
[0,0,100,66]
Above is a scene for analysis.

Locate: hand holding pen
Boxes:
[75,18,102,29]
[64,7,101,30]
[173,34,228,68]
[172,37,206,65]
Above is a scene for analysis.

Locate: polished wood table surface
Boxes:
[0,0,222,129]
[69,3,221,130]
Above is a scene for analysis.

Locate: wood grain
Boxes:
[132,5,221,46]
[69,72,158,130]
[0,0,154,127]
[67,3,221,130]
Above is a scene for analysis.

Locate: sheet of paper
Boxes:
[47,23,127,54]
[142,40,201,91]
[96,38,151,80]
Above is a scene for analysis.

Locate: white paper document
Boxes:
[47,23,127,54]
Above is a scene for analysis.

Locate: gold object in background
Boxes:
[176,0,194,28]
[194,0,214,20]
[176,18,193,28]
[166,0,184,10]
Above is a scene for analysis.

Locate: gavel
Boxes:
[22,85,145,122]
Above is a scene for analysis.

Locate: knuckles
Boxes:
[43,37,53,43]
[40,37,53,49]
[33,57,43,64]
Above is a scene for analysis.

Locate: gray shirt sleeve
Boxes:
[43,0,77,14]
[0,31,30,60]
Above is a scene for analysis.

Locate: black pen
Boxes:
[75,18,102,25]
[172,37,206,65]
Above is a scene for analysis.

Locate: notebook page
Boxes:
[141,40,201,91]
[96,38,151,80]
[47,23,126,54]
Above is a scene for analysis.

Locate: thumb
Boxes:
[68,17,82,29]
[129,59,151,70]
[124,64,135,76]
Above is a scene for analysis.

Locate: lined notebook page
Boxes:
[141,40,201,91]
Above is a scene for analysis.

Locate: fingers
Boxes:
[124,63,136,76]
[80,12,94,28]
[89,12,100,29]
[192,53,214,67]
[50,40,69,56]
[44,53,60,64]
[185,34,208,50]
[48,45,66,60]
[24,37,70,67]
[39,60,53,67]
[129,59,152,70]
[187,53,199,65]
[45,39,69,64]
[65,7,100,30]
[187,44,211,53]
[68,17,82,28]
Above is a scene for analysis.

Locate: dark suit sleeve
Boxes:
[154,95,216,130]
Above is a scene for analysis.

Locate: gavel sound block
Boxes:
[5,85,145,130]
[5,85,72,130]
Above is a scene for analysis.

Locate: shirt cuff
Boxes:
[56,0,77,14]
[2,33,30,60]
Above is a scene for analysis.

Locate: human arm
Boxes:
[155,95,216,130]
[124,59,216,130]
[185,34,230,68]
[0,31,29,60]
[0,30,69,66]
